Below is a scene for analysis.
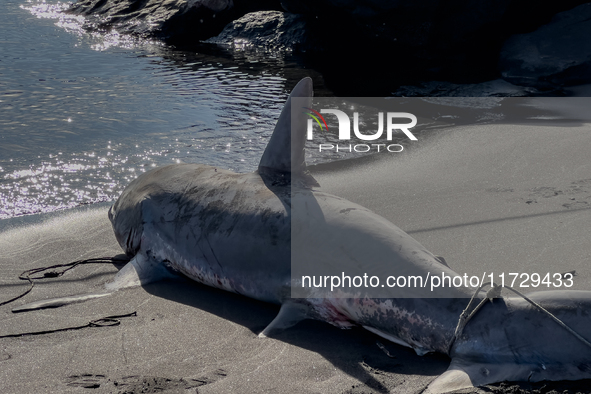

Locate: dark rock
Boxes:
[205,11,317,52]
[393,79,541,97]
[65,0,591,95]
[499,2,591,87]
[273,0,591,91]
[278,0,588,59]
[66,0,282,46]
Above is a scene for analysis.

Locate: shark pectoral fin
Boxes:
[424,363,473,394]
[258,301,310,338]
[105,252,177,291]
[12,293,111,313]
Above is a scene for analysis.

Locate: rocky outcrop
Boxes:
[66,0,281,45]
[205,11,316,52]
[65,0,591,94]
[277,1,590,70]
[499,3,591,87]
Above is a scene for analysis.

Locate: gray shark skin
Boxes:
[106,78,473,356]
[19,78,591,392]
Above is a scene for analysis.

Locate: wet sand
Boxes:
[1,122,590,393]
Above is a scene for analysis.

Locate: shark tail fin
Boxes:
[258,77,319,188]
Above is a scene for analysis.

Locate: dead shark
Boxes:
[106,77,591,392]
[14,78,591,393]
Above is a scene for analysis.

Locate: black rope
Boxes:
[0,311,137,339]
[0,256,130,308]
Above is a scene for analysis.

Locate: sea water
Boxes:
[0,0,317,219]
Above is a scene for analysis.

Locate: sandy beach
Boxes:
[1,121,591,393]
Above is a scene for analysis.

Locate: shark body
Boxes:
[18,78,591,393]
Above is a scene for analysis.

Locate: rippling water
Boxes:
[0,0,328,219]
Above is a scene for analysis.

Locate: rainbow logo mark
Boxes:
[303,107,329,132]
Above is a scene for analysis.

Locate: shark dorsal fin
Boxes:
[258,77,319,187]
